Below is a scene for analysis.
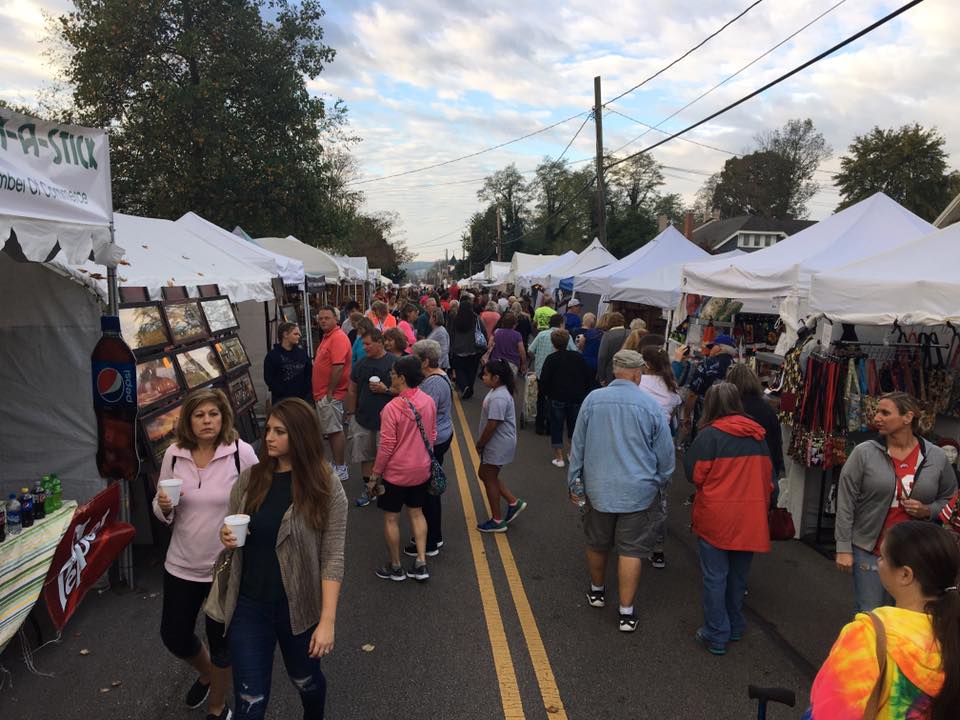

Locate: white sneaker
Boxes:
[551,458,566,468]
[335,465,350,483]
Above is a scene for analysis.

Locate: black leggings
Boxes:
[161,569,230,668]
[451,354,481,395]
[423,436,452,549]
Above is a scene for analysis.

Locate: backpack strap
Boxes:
[171,455,177,471]
[863,611,887,719]
[234,439,241,476]
[402,398,436,461]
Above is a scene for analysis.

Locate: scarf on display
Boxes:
[788,352,848,469]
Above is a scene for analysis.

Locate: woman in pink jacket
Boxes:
[369,355,437,583]
[153,388,258,720]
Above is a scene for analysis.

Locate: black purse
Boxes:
[403,399,447,496]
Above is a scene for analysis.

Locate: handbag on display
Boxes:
[404,399,447,496]
[845,358,862,433]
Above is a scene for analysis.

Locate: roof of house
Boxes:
[934,191,960,229]
[692,216,816,251]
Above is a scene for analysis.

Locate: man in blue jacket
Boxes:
[263,322,313,404]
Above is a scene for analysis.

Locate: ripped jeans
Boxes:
[229,594,326,719]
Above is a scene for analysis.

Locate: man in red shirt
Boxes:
[312,305,352,483]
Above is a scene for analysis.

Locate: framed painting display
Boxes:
[280,304,299,325]
[228,372,257,412]
[200,296,239,334]
[119,303,170,353]
[163,299,208,345]
[141,403,183,467]
[174,346,224,389]
[215,336,250,373]
[136,356,182,409]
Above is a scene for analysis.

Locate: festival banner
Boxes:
[43,483,135,631]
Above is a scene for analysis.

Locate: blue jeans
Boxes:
[852,546,893,613]
[697,538,753,646]
[229,594,326,720]
[549,400,580,449]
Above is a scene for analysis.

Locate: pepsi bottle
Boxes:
[32,481,46,521]
[92,316,140,481]
[19,488,33,528]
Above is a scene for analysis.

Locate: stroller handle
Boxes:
[748,686,796,707]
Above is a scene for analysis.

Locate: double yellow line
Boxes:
[449,396,567,719]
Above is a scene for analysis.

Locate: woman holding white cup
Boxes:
[216,398,347,720]
[153,388,258,720]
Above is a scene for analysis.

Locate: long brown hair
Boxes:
[699,382,745,428]
[884,522,960,720]
[243,398,333,530]
[641,346,678,393]
[174,388,238,450]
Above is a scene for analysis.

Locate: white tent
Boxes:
[254,236,344,284]
[484,261,511,284]
[682,193,933,301]
[577,226,703,297]
[809,222,960,325]
[550,239,617,290]
[608,235,711,307]
[506,251,559,285]
[333,255,369,283]
[176,212,305,287]
[517,250,578,290]
[48,213,275,303]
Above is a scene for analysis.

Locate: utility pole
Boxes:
[444,248,449,288]
[496,204,503,261]
[593,75,607,246]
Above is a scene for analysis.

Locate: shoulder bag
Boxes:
[403,399,447,496]
[862,611,887,719]
[474,317,489,353]
[204,548,234,623]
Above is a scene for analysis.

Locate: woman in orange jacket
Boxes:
[683,382,773,656]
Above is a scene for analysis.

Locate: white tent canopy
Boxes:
[334,255,369,283]
[550,239,616,290]
[176,212,305,287]
[607,233,711,307]
[577,226,704,297]
[682,193,934,301]
[484,261,511,284]
[506,251,559,285]
[254,236,344,283]
[517,250,578,290]
[47,213,275,303]
[809,221,960,325]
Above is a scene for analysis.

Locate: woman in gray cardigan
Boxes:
[835,392,957,613]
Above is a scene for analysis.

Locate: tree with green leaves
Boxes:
[477,164,530,251]
[712,151,796,218]
[835,124,958,221]
[55,0,349,243]
[754,118,831,218]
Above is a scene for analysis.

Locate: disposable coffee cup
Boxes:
[224,514,251,547]
[158,479,183,506]
[369,375,381,385]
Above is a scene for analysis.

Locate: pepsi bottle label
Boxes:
[92,361,136,408]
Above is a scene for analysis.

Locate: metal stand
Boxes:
[118,480,134,589]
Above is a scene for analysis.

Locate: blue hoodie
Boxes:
[263,342,313,403]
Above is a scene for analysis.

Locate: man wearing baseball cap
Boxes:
[567,349,675,633]
[563,298,583,332]
[681,334,738,434]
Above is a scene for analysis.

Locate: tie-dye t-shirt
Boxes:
[803,606,943,720]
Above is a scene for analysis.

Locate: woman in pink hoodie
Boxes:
[153,388,258,720]
[369,355,437,583]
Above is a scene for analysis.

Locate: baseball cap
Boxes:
[706,333,736,349]
[612,349,643,368]
[568,298,582,307]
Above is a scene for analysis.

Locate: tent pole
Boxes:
[264,301,271,350]
[302,288,314,358]
[107,223,119,315]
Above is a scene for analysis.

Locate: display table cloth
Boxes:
[0,501,77,653]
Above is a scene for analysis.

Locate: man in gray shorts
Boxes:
[567,349,675,632]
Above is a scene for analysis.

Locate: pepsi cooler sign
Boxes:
[92,361,136,407]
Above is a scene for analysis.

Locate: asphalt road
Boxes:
[1,385,856,719]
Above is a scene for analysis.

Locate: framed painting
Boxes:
[173,345,224,389]
[214,336,250,373]
[228,372,257,412]
[136,356,182,409]
[163,300,208,345]
[141,403,183,467]
[119,303,170,352]
[200,296,239,334]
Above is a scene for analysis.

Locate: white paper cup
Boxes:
[158,479,183,506]
[369,375,381,385]
[224,514,251,547]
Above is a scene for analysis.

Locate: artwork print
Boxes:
[175,346,224,388]
[229,373,256,410]
[119,305,169,350]
[216,337,250,372]
[201,298,238,333]
[142,404,182,466]
[136,357,181,408]
[164,301,208,345]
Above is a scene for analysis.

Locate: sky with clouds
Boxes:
[2,0,958,260]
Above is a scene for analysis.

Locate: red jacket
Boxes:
[683,415,773,552]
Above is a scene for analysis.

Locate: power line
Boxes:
[606,0,926,172]
[608,0,849,157]
[604,0,765,107]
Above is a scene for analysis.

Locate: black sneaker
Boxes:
[403,543,440,557]
[409,537,444,549]
[651,552,666,569]
[586,589,605,608]
[206,708,232,720]
[375,564,406,581]
[619,612,639,633]
[407,563,430,582]
[185,678,211,709]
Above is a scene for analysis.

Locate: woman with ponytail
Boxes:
[804,521,960,719]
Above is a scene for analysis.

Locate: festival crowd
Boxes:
[152,284,959,720]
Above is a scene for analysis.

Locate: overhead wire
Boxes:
[607,0,850,157]
[605,0,926,172]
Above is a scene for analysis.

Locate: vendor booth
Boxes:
[505,251,559,288]
[516,250,577,292]
[549,238,616,294]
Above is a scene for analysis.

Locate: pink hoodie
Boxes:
[153,440,259,582]
[373,388,437,486]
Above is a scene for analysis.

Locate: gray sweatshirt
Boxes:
[835,437,957,554]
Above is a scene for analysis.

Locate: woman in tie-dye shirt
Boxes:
[804,522,960,720]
